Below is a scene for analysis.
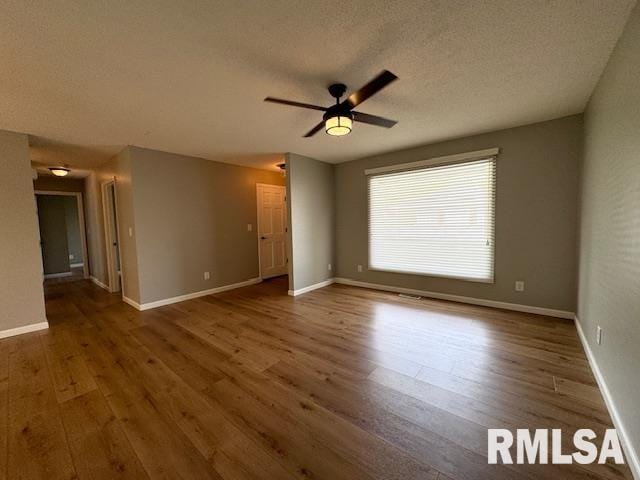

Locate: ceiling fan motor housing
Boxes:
[328,83,347,99]
[323,105,353,122]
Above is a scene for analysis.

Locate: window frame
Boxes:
[366,150,498,284]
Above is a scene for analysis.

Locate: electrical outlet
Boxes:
[69,254,75,260]
[204,271,210,280]
[357,264,363,272]
[328,263,332,271]
[597,326,603,345]
[247,224,252,232]
[515,280,525,292]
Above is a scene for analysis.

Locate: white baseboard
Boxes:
[0,321,49,340]
[333,277,575,319]
[90,276,109,291]
[288,278,335,296]
[70,262,84,268]
[124,277,262,311]
[122,296,142,310]
[575,316,639,479]
[44,271,73,279]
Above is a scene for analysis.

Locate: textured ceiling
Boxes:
[1,0,635,170]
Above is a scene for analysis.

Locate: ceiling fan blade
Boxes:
[352,111,397,128]
[264,97,327,111]
[344,70,398,109]
[303,121,325,137]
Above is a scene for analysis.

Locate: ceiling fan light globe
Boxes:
[325,115,353,136]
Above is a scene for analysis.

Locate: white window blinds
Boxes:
[368,156,496,283]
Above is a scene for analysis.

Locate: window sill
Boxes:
[367,266,495,284]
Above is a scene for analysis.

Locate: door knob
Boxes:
[260,236,267,240]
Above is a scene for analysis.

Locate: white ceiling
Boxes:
[1,0,635,170]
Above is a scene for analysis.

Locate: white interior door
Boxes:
[257,184,288,279]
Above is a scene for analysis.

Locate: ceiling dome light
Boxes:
[49,167,70,177]
[325,113,353,136]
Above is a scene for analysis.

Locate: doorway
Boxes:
[101,180,122,293]
[35,191,89,284]
[256,184,288,279]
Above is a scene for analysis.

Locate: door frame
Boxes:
[256,183,288,280]
[34,190,90,279]
[101,179,124,294]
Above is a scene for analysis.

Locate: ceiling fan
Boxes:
[264,70,398,137]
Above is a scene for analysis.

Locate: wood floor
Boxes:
[0,277,631,479]
[43,266,85,286]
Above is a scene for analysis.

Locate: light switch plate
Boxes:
[357,265,363,272]
[204,271,210,280]
[247,224,252,232]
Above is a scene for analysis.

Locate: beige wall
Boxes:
[0,130,46,331]
[84,148,140,301]
[335,115,582,312]
[129,147,284,304]
[286,153,335,292]
[578,3,640,470]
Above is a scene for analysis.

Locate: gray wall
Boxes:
[107,149,140,301]
[0,130,46,331]
[335,115,582,312]
[578,2,640,468]
[129,147,285,304]
[33,176,87,265]
[62,196,83,264]
[286,153,335,292]
[85,148,140,301]
[36,195,71,274]
[85,172,107,284]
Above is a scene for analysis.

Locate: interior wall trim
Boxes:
[90,276,110,291]
[0,321,49,340]
[43,271,73,279]
[122,296,142,310]
[333,277,574,319]
[123,277,262,311]
[575,315,640,479]
[288,278,335,296]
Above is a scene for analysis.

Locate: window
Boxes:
[368,155,496,283]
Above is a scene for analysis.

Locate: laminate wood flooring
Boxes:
[0,276,631,479]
